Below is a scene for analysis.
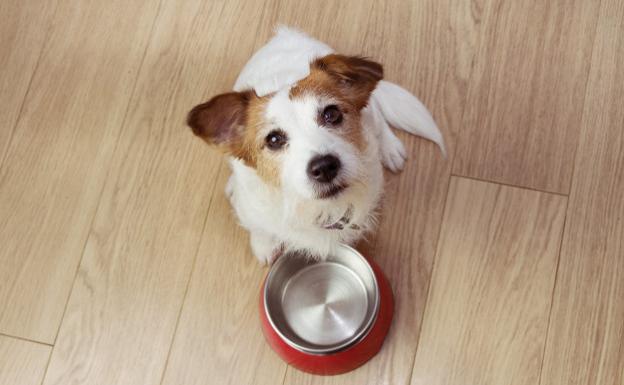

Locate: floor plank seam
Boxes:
[405,171,454,385]
[36,1,165,382]
[564,0,604,198]
[450,174,569,197]
[536,195,570,385]
[405,2,491,378]
[47,0,165,348]
[404,3,489,377]
[0,332,53,348]
[279,363,289,385]
[157,160,224,385]
[38,338,55,385]
[2,1,618,384]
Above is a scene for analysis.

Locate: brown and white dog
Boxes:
[188,26,445,264]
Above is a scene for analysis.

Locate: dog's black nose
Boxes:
[307,154,341,183]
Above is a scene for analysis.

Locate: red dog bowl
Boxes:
[260,244,393,375]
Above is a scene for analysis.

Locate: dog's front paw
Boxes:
[250,232,283,265]
[380,127,407,172]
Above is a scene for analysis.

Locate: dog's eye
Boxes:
[322,105,343,125]
[265,130,287,150]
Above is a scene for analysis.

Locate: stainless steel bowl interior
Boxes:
[264,245,379,354]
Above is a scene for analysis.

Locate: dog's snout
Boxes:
[307,154,341,183]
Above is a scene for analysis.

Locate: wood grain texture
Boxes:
[0,0,56,165]
[40,1,273,384]
[160,167,288,385]
[158,3,290,384]
[0,0,160,343]
[0,335,51,385]
[282,1,482,384]
[411,177,566,385]
[1,1,623,385]
[453,0,601,194]
[540,1,624,384]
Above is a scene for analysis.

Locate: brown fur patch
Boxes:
[187,91,254,163]
[341,114,366,152]
[289,54,384,153]
[188,92,281,187]
[245,97,282,186]
[187,54,382,188]
[312,54,383,110]
[187,91,250,147]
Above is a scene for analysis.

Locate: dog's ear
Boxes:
[314,54,383,109]
[187,91,253,159]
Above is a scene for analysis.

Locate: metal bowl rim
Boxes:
[263,244,380,355]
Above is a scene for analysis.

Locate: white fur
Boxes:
[228,91,383,262]
[234,26,333,97]
[228,26,445,263]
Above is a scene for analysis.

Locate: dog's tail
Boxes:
[371,80,447,157]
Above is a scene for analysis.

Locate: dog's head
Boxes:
[188,54,382,200]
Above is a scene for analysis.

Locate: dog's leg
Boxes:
[368,97,407,172]
[249,231,283,265]
[379,119,407,172]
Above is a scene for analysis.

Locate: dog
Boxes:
[187,26,445,264]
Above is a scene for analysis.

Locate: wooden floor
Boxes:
[1,0,622,384]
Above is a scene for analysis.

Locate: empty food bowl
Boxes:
[260,244,394,375]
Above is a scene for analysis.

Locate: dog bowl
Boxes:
[260,244,394,375]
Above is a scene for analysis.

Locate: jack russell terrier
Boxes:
[187,26,445,264]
